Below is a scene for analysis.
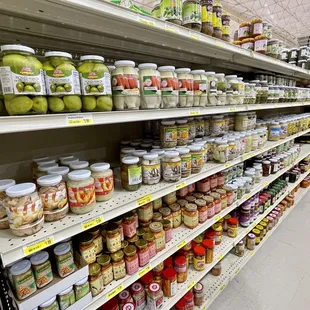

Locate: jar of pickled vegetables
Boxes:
[158,66,179,108]
[175,68,194,107]
[121,156,142,191]
[182,0,202,31]
[214,139,228,163]
[177,120,189,146]
[150,222,165,252]
[162,151,181,182]
[161,120,177,148]
[183,203,199,229]
[178,148,191,178]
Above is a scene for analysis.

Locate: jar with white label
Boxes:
[191,70,208,107]
[213,139,228,163]
[268,121,281,141]
[162,151,181,182]
[90,163,114,201]
[178,148,191,178]
[112,60,140,110]
[158,66,178,108]
[37,175,68,222]
[121,157,142,191]
[235,113,248,131]
[211,115,225,137]
[161,120,178,148]
[67,170,96,214]
[138,63,161,109]
[142,154,161,185]
[175,68,194,107]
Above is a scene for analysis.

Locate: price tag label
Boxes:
[256,105,261,110]
[176,181,187,190]
[242,153,252,161]
[244,194,251,200]
[138,265,152,278]
[250,251,256,257]
[137,194,153,207]
[107,284,125,300]
[216,42,225,48]
[225,163,232,168]
[176,239,187,249]
[235,268,240,275]
[66,114,93,126]
[189,33,201,41]
[23,236,55,256]
[263,182,269,188]
[229,107,236,112]
[187,281,195,291]
[189,108,200,116]
[165,24,180,34]
[220,284,226,291]
[81,216,104,231]
[217,254,224,261]
[137,16,156,27]
[214,215,221,222]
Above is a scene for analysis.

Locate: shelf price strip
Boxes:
[137,16,156,27]
[137,194,153,207]
[187,281,195,291]
[138,265,152,278]
[66,114,93,126]
[176,239,187,250]
[106,284,125,301]
[23,236,55,256]
[176,181,187,190]
[81,216,104,231]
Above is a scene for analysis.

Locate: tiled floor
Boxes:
[209,191,310,310]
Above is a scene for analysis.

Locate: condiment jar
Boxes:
[30,251,53,289]
[150,222,165,252]
[183,204,199,229]
[177,120,189,146]
[160,120,177,148]
[111,250,126,280]
[188,145,203,174]
[54,243,75,278]
[142,154,161,185]
[158,66,179,108]
[121,156,142,191]
[193,246,205,271]
[162,268,177,297]
[97,254,113,286]
[162,151,181,182]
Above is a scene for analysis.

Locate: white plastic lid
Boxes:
[48,166,70,176]
[133,150,147,157]
[205,71,215,75]
[37,174,62,187]
[45,51,72,59]
[164,147,176,151]
[215,139,228,144]
[143,154,158,160]
[1,44,34,54]
[115,60,135,67]
[215,73,225,77]
[188,145,202,151]
[39,296,56,308]
[161,120,175,125]
[191,70,205,74]
[6,183,36,198]
[90,163,110,172]
[68,169,91,181]
[150,149,165,155]
[122,156,139,165]
[207,138,215,142]
[69,161,89,170]
[165,151,179,158]
[121,148,135,154]
[58,286,73,296]
[58,155,74,161]
[177,148,190,154]
[38,163,59,172]
[61,157,79,166]
[158,66,175,72]
[32,156,49,163]
[37,159,56,166]
[237,77,243,81]
[226,75,238,78]
[138,63,157,70]
[80,55,104,62]
[0,179,15,191]
[176,119,187,124]
[75,277,88,286]
[54,242,71,256]
[175,68,191,73]
[10,260,31,276]
[107,65,116,71]
[30,251,49,266]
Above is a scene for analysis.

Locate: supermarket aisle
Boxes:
[209,190,310,310]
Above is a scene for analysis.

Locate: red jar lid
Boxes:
[131,282,143,294]
[228,217,238,225]
[119,289,130,301]
[140,271,154,285]
[175,298,186,310]
[193,245,205,256]
[100,297,118,310]
[177,249,189,256]
[163,267,176,280]
[205,231,216,239]
[174,256,186,266]
[164,257,173,268]
[191,240,198,249]
[184,291,194,303]
[122,302,136,310]
[202,239,214,249]
[148,282,160,294]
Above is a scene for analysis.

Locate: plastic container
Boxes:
[158,66,179,108]
[213,139,228,163]
[48,166,70,182]
[0,179,15,220]
[162,151,181,182]
[58,286,75,310]
[142,154,161,185]
[191,70,208,107]
[175,68,194,107]
[112,60,140,110]
[138,63,161,109]
[39,296,59,310]
[0,44,47,115]
[54,242,75,278]
[74,277,90,300]
[78,55,112,112]
[121,156,142,191]
[182,0,202,31]
[30,251,53,288]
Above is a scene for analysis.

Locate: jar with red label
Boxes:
[111,250,126,280]
[90,163,114,202]
[106,223,122,253]
[175,299,186,310]
[131,282,146,310]
[121,302,135,310]
[196,177,210,193]
[184,291,195,310]
[174,256,187,283]
[163,219,173,243]
[254,35,268,54]
[209,192,221,214]
[193,282,204,306]
[124,245,139,275]
[203,195,215,219]
[196,199,208,223]
[193,246,205,271]
[67,170,96,214]
[135,240,150,267]
[251,18,263,37]
[212,223,223,245]
[138,202,153,223]
[162,268,177,297]
[238,22,251,40]
[210,174,218,190]
[119,290,133,307]
[123,212,137,238]
[147,283,163,310]
[217,172,225,188]
[143,232,156,259]
[188,183,196,194]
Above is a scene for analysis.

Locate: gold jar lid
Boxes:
[252,228,260,236]
[121,240,129,249]
[137,228,145,238]
[210,192,220,200]
[193,192,204,199]
[135,239,148,250]
[185,203,197,212]
[124,212,135,221]
[203,195,214,203]
[259,221,267,228]
[256,225,263,231]
[212,223,222,231]
[153,212,163,222]
[185,196,196,203]
[143,232,155,242]
[127,234,139,244]
[159,207,171,217]
[195,199,207,207]
[97,254,111,266]
[216,189,227,195]
[124,245,137,257]
[80,233,94,245]
[169,203,180,212]
[89,262,101,276]
[111,250,124,262]
[149,222,163,233]
[224,214,231,220]
[177,199,188,207]
[194,235,203,244]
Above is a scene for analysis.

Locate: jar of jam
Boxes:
[184,291,195,310]
[162,268,177,297]
[149,222,165,252]
[106,223,122,254]
[123,212,137,238]
[97,254,113,286]
[193,246,205,271]
[143,232,157,259]
[196,177,210,193]
[111,250,126,280]
[135,240,150,267]
[183,204,199,229]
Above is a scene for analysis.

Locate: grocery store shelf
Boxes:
[1,130,309,269]
[0,0,309,78]
[0,102,307,134]
[197,185,310,310]
[161,167,310,310]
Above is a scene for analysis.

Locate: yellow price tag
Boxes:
[189,33,201,41]
[216,42,225,48]
[66,114,93,126]
[165,24,180,34]
[245,195,251,200]
[229,107,236,112]
[250,251,256,257]
[220,284,226,291]
[235,268,240,275]
[137,16,155,27]
[214,215,221,222]
[256,105,261,110]
[225,163,232,168]
[137,194,153,207]
[263,182,269,187]
[138,265,152,278]
[81,216,104,231]
[23,237,55,256]
[218,254,224,261]
[189,109,200,116]
[176,239,187,249]
[187,281,195,291]
[176,181,187,190]
[107,284,125,300]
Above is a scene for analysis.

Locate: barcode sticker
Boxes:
[23,236,55,256]
[66,114,93,126]
[81,216,104,231]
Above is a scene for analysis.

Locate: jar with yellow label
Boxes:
[183,203,199,229]
[79,233,96,264]
[150,222,166,253]
[177,120,189,146]
[111,250,126,280]
[252,228,261,245]
[212,222,223,245]
[161,121,177,148]
[201,0,213,36]
[256,224,264,240]
[106,223,122,254]
[193,246,206,271]
[188,145,203,174]
[227,218,238,238]
[97,254,113,286]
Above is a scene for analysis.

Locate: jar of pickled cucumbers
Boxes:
[121,157,142,191]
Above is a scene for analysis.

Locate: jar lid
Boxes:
[135,239,148,249]
[150,149,165,156]
[177,148,190,155]
[30,251,49,266]
[176,119,188,124]
[193,245,205,256]
[149,282,160,293]
[48,166,70,176]
[165,151,179,158]
[74,276,88,286]
[194,282,204,293]
[138,63,157,70]
[1,44,34,54]
[114,60,135,67]
[149,222,163,233]
[131,282,143,293]
[163,267,176,280]
[226,74,237,78]
[143,153,158,160]
[58,155,74,161]
[38,162,59,172]
[68,169,91,181]
[215,73,225,77]
[202,239,214,249]
[175,68,191,73]
[215,138,228,144]
[158,66,175,71]
[205,71,215,75]
[185,203,197,212]
[37,174,62,187]
[70,160,89,169]
[32,156,49,163]
[175,299,186,308]
[121,147,135,154]
[39,296,57,308]
[54,242,71,256]
[80,55,104,62]
[37,159,57,166]
[6,182,36,198]
[97,254,111,266]
[228,217,238,225]
[143,232,155,242]
[188,145,201,151]
[45,51,72,58]
[0,179,15,191]
[90,162,110,172]
[61,157,79,166]
[191,70,205,74]
[212,115,224,119]
[58,286,73,296]
[174,256,186,266]
[248,233,256,238]
[107,65,116,71]
[122,156,139,164]
[10,259,31,276]
[161,120,175,125]
[119,289,130,300]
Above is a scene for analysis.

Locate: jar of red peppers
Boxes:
[135,240,150,267]
[162,268,177,297]
[174,256,187,283]
[184,291,195,310]
[194,282,204,306]
[175,299,186,310]
[124,245,139,275]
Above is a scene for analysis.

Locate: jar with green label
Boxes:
[44,51,82,113]
[58,286,75,310]
[201,0,213,36]
[177,120,189,146]
[182,0,202,31]
[161,0,182,25]
[78,55,112,112]
[0,44,47,115]
[74,277,90,301]
[30,251,53,289]
[158,66,179,108]
[152,1,161,18]
[121,156,142,191]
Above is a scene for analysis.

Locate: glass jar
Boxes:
[143,232,157,258]
[150,222,165,252]
[58,286,75,310]
[97,254,113,286]
[188,117,196,139]
[196,199,208,223]
[254,35,268,54]
[211,115,225,136]
[188,145,203,173]
[131,282,146,310]
[135,239,150,267]
[138,63,161,109]
[202,239,214,263]
[176,120,189,146]
[161,120,177,148]
[201,0,213,36]
[191,70,208,107]
[221,13,230,42]
[267,40,279,59]
[158,66,179,108]
[212,2,222,39]
[152,1,161,18]
[0,44,47,115]
[226,75,239,105]
[30,251,53,289]
[227,138,237,161]
[37,161,59,179]
[174,256,187,283]
[89,263,104,297]
[160,0,182,24]
[147,283,164,310]
[195,117,205,137]
[268,122,281,141]
[205,72,218,105]
[111,250,126,280]
[238,22,251,40]
[175,68,194,107]
[251,18,263,36]
[178,148,191,178]
[54,243,75,278]
[194,283,205,306]
[235,113,248,131]
[170,203,182,228]
[123,212,137,238]
[106,223,122,253]
[246,233,256,250]
[141,153,161,185]
[193,246,205,271]
[213,139,228,163]
[183,203,199,229]
[121,156,142,191]
[163,268,177,297]
[162,151,181,182]
[227,217,238,238]
[260,80,268,103]
[182,0,202,31]
[79,233,96,264]
[206,138,215,161]
[236,77,245,105]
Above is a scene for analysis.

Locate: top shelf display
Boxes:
[0,0,309,80]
